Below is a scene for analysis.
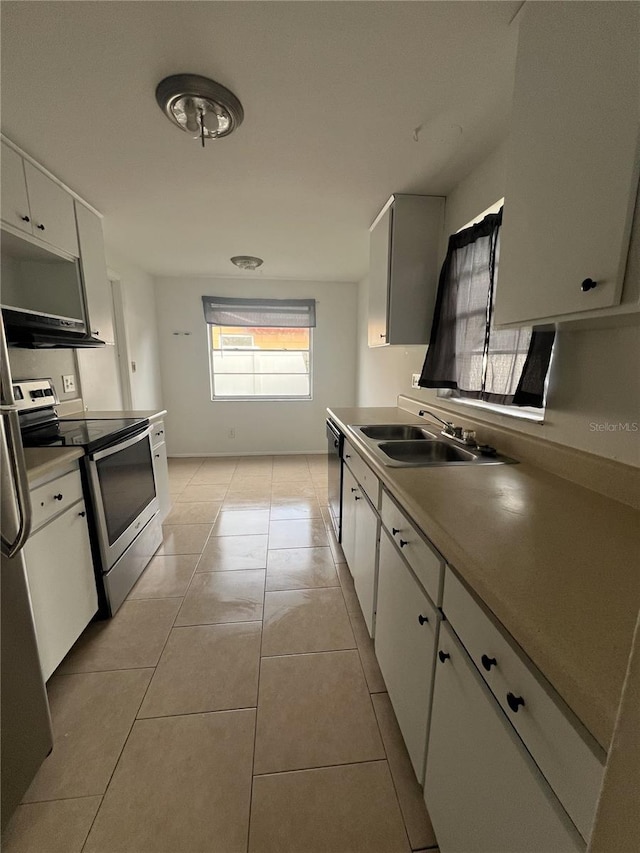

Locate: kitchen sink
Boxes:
[378,440,475,465]
[347,423,516,468]
[356,424,437,441]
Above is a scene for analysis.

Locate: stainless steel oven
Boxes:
[86,425,161,614]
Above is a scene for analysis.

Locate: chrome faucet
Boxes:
[418,409,466,441]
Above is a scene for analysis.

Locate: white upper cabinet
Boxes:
[368,194,445,347]
[24,162,79,257]
[2,142,79,257]
[494,2,640,327]
[1,142,32,236]
[75,201,114,343]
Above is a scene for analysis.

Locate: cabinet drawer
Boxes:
[151,420,166,449]
[443,567,604,842]
[380,490,443,606]
[343,439,379,507]
[30,469,84,531]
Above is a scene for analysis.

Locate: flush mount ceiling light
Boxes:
[156,74,244,147]
[231,256,264,271]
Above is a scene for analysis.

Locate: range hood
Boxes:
[2,307,105,349]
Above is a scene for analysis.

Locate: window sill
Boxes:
[211,396,313,403]
[438,393,545,424]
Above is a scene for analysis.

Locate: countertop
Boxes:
[328,406,640,752]
[23,447,84,483]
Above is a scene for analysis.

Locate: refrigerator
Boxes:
[0,320,53,830]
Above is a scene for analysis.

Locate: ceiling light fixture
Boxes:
[230,256,264,271]
[156,74,244,147]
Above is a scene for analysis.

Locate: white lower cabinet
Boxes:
[341,462,379,635]
[151,420,171,522]
[424,622,584,853]
[375,529,438,783]
[24,492,98,680]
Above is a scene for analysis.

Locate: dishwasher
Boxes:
[326,418,343,542]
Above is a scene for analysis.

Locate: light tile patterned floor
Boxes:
[3,454,439,853]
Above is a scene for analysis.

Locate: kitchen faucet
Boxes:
[417,409,468,442]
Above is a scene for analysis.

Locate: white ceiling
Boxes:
[1,1,519,282]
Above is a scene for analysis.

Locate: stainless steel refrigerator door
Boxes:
[1,327,53,830]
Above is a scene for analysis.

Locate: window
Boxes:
[418,206,555,415]
[202,296,315,400]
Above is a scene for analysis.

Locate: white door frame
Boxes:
[108,268,134,410]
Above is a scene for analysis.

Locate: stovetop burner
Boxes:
[22,418,149,453]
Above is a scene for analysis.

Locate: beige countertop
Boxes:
[328,406,640,752]
[23,446,84,483]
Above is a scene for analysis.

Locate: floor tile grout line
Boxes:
[251,757,390,779]
[20,792,105,806]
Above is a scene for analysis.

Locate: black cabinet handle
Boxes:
[392,527,400,536]
[438,650,450,663]
[345,454,351,459]
[379,333,385,338]
[21,215,30,222]
[507,692,525,713]
[418,614,429,625]
[354,495,362,501]
[158,430,164,435]
[154,453,160,459]
[350,487,357,493]
[481,654,497,672]
[53,493,63,501]
[581,278,598,292]
[399,539,408,548]
[36,223,46,231]
[78,510,86,517]
[93,330,100,336]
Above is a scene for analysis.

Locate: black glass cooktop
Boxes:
[22,418,148,453]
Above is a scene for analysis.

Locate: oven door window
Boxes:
[96,438,156,545]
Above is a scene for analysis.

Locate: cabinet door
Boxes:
[24,162,79,256]
[341,464,358,571]
[352,493,378,637]
[368,205,392,346]
[424,623,583,853]
[495,2,640,326]
[152,438,171,522]
[24,502,98,681]
[75,201,115,343]
[1,142,33,236]
[375,529,438,782]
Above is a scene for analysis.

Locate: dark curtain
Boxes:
[418,209,554,407]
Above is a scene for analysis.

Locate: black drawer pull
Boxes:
[580,278,598,292]
[481,654,497,672]
[350,487,357,493]
[392,527,400,536]
[438,650,450,663]
[418,614,429,625]
[345,454,351,459]
[53,493,63,501]
[354,495,362,501]
[154,453,160,459]
[21,215,30,222]
[507,692,525,713]
[399,539,408,548]
[37,223,46,231]
[78,511,86,517]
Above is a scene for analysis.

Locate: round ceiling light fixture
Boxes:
[156,74,244,146]
[230,255,264,271]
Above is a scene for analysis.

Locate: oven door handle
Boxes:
[88,425,153,462]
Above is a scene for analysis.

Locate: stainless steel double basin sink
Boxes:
[349,424,515,468]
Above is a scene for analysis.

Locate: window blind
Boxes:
[202,296,316,328]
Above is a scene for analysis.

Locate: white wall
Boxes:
[154,276,358,455]
[357,143,640,466]
[105,247,163,410]
[8,347,79,402]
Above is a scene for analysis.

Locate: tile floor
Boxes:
[3,454,439,853]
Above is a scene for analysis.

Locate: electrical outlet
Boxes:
[411,373,420,389]
[62,374,76,393]
[228,428,236,439]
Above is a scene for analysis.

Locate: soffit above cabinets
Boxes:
[0,1,519,281]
